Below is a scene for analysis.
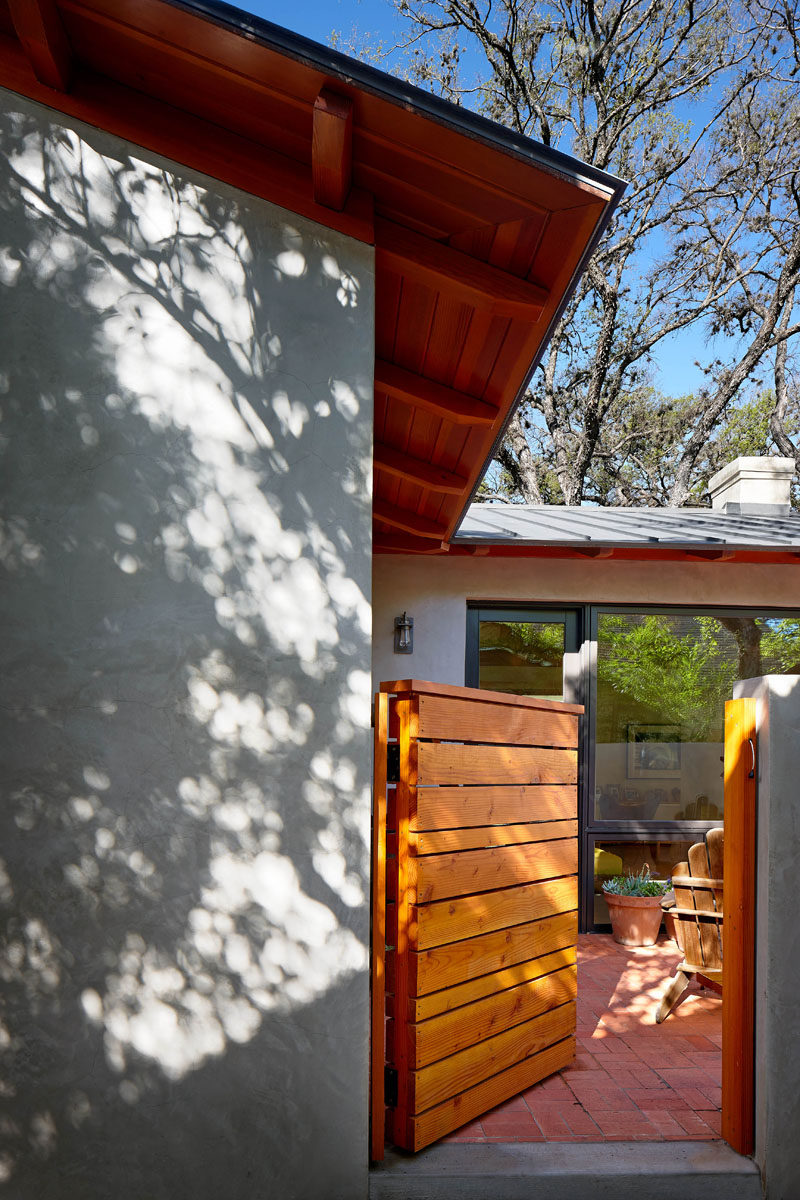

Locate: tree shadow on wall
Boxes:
[0,102,373,1200]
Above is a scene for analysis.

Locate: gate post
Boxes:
[734,676,800,1197]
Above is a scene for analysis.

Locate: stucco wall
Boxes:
[734,675,800,1199]
[0,92,374,1200]
[373,554,800,689]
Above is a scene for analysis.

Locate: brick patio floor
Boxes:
[441,932,722,1144]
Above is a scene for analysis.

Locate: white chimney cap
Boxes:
[707,456,795,514]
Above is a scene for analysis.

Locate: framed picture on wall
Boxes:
[626,723,682,778]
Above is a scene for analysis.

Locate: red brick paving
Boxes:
[442,932,721,1144]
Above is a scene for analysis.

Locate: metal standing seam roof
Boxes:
[455,504,800,549]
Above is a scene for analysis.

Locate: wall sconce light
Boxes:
[394,612,414,654]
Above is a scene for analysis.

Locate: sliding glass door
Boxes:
[466,603,800,929]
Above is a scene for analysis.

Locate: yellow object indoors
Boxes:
[594,848,623,876]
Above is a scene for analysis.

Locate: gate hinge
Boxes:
[387,744,400,783]
[384,1066,398,1108]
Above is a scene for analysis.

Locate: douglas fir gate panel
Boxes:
[370,680,580,1156]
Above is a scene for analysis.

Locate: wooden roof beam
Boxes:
[375,359,497,427]
[374,443,469,495]
[373,500,448,540]
[683,547,736,561]
[312,87,353,211]
[375,217,550,320]
[374,534,451,554]
[8,0,72,91]
[572,546,615,559]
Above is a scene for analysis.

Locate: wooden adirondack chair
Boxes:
[655,827,724,1024]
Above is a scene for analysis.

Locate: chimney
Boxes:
[707,456,795,515]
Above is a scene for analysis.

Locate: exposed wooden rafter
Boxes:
[373,534,451,554]
[374,359,497,427]
[312,87,353,211]
[8,0,72,91]
[374,443,468,495]
[683,548,736,562]
[375,218,550,320]
[572,547,615,559]
[373,500,448,541]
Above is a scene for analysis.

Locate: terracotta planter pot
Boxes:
[603,892,665,947]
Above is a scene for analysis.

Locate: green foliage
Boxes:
[597,614,800,739]
[603,867,671,897]
[479,620,564,662]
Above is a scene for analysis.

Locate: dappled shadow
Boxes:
[0,94,373,1199]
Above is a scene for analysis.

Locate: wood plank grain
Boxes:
[413,819,578,855]
[379,679,583,715]
[374,442,468,495]
[408,1036,575,1151]
[8,0,72,90]
[411,910,577,995]
[417,743,578,786]
[411,1001,575,1111]
[417,693,579,747]
[375,217,550,320]
[672,862,703,969]
[688,839,722,971]
[707,826,725,939]
[312,87,352,210]
[374,358,497,427]
[411,838,578,903]
[722,697,757,1157]
[411,964,577,1068]
[410,944,576,1022]
[414,784,577,831]
[370,692,388,1162]
[389,696,419,1148]
[413,875,578,950]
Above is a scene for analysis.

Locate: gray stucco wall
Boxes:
[734,676,800,1200]
[0,92,374,1199]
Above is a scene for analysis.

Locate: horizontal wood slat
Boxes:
[418,693,579,747]
[382,678,583,715]
[376,680,580,1155]
[413,784,577,831]
[413,875,578,950]
[417,743,578,786]
[670,907,724,920]
[411,1002,575,1111]
[408,1036,575,1151]
[411,964,577,1068]
[409,944,576,1022]
[412,819,578,855]
[411,838,577,903]
[411,910,577,996]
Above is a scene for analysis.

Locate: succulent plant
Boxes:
[602,866,671,897]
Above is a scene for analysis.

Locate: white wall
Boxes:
[0,92,374,1200]
[373,555,800,689]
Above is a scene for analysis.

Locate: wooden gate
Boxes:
[370,679,581,1158]
[721,696,757,1156]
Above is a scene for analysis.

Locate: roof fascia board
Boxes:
[167,0,625,202]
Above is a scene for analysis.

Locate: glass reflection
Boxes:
[478,620,566,700]
[594,613,800,823]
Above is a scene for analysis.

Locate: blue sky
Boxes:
[242,0,404,46]
[236,0,746,400]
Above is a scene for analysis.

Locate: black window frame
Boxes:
[466,600,800,931]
